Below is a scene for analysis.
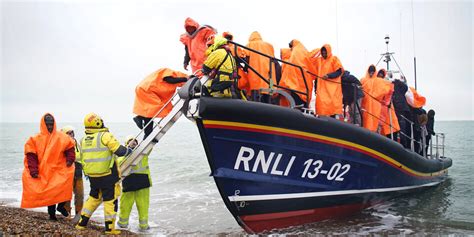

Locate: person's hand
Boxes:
[183,63,189,71]
[30,172,39,178]
[66,160,74,167]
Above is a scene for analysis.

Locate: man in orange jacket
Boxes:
[22,113,75,220]
[133,68,189,140]
[180,17,216,73]
[279,39,314,107]
[245,31,279,102]
[313,44,344,117]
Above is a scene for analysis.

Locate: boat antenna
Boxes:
[411,0,417,90]
[335,0,339,53]
[383,35,391,70]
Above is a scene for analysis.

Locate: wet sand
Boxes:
[0,205,136,236]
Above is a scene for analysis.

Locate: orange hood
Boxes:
[290,39,304,48]
[40,113,57,135]
[321,44,333,58]
[248,31,262,42]
[184,17,199,30]
[365,64,377,79]
[377,68,387,78]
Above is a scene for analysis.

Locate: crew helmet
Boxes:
[84,113,103,128]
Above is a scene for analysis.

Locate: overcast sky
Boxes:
[1,0,472,123]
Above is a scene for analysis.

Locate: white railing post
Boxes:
[436,134,439,159]
[410,123,415,152]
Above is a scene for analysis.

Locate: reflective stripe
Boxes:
[139,219,148,225]
[97,132,102,147]
[81,132,114,176]
[82,208,93,216]
[104,214,116,220]
[118,217,129,224]
[130,166,149,174]
[82,147,110,152]
[83,156,112,163]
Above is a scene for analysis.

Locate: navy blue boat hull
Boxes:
[196,97,451,233]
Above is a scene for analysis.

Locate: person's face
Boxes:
[185,26,196,34]
[321,48,327,59]
[66,130,75,138]
[377,71,385,78]
[44,115,54,133]
[128,139,138,149]
[368,66,376,77]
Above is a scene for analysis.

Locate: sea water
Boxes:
[1,120,473,235]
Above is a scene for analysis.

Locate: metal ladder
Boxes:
[119,76,205,177]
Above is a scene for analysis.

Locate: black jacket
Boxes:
[392,79,410,113]
[341,71,363,105]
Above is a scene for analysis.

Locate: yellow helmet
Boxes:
[61,125,75,133]
[125,135,136,146]
[84,113,103,128]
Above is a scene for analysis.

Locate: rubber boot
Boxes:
[105,220,121,235]
[75,215,89,230]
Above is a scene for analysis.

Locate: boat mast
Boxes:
[383,35,392,71]
[411,0,418,90]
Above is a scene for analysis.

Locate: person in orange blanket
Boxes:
[377,69,399,139]
[360,66,393,133]
[180,17,216,73]
[22,113,75,220]
[245,31,279,102]
[279,39,314,107]
[313,44,344,117]
[133,68,189,140]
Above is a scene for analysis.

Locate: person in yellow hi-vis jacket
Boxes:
[75,113,132,235]
[202,35,244,99]
[117,136,152,231]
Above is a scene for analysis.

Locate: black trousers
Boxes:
[48,202,67,216]
[133,116,153,139]
[396,111,411,149]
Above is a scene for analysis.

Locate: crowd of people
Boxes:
[22,113,150,234]
[21,17,437,235]
[177,17,437,154]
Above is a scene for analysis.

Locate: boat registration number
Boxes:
[234,146,351,182]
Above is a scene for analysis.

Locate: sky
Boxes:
[1,0,473,123]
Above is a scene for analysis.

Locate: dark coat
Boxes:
[392,79,410,113]
[341,71,363,105]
